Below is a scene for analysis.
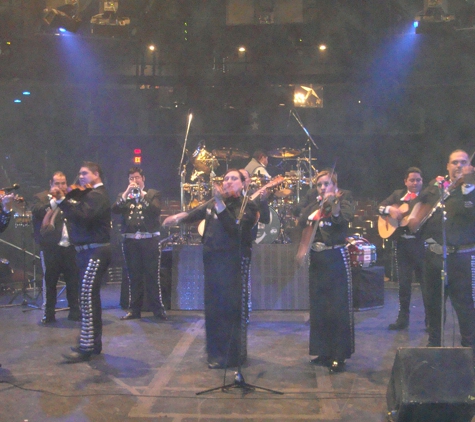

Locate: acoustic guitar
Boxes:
[377,203,409,239]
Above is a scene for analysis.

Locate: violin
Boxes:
[65,183,93,200]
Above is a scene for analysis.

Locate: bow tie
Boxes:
[402,192,417,201]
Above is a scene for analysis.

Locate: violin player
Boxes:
[163,169,259,370]
[50,162,112,363]
[296,169,355,373]
[31,171,80,324]
[378,167,428,331]
[415,150,475,352]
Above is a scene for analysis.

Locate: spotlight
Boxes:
[43,8,81,33]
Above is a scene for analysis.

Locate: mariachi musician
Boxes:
[378,167,428,331]
[296,169,355,373]
[163,169,259,370]
[409,149,475,351]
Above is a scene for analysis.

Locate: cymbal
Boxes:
[190,148,219,174]
[267,147,302,159]
[212,147,249,160]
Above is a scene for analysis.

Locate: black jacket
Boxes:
[298,189,354,246]
[58,185,111,246]
[111,188,161,234]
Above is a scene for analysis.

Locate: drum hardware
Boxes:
[267,147,302,159]
[211,147,249,160]
[0,228,42,309]
[190,145,219,174]
[254,207,280,244]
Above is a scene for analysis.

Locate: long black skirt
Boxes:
[308,247,354,361]
[203,249,248,367]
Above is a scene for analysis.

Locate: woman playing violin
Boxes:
[296,169,355,373]
[163,169,259,370]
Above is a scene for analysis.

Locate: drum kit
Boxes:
[180,143,318,244]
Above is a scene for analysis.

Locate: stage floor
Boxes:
[0,281,470,422]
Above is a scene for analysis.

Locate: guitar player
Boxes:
[378,167,427,330]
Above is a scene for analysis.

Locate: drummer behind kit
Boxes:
[182,143,320,244]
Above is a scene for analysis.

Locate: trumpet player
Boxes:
[112,167,167,321]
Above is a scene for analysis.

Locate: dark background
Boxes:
[1,0,475,202]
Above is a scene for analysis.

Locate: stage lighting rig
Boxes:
[90,1,130,37]
[414,1,456,34]
[43,2,81,33]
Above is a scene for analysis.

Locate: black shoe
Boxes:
[120,312,141,320]
[41,315,56,324]
[388,316,409,330]
[70,346,101,356]
[68,311,81,321]
[208,361,225,369]
[310,356,331,367]
[329,360,345,373]
[62,350,92,363]
[154,309,168,321]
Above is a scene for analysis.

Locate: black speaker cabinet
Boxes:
[351,266,384,310]
[387,347,475,422]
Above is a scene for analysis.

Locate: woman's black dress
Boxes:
[183,196,258,367]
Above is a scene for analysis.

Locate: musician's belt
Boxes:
[311,242,346,253]
[427,242,475,255]
[75,242,110,253]
[122,231,160,240]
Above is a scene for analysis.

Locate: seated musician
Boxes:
[244,150,271,179]
[296,169,355,373]
[378,167,427,331]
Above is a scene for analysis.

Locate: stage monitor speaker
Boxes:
[387,347,475,422]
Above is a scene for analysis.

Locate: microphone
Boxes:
[1,183,20,192]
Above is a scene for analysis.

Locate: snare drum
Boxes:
[254,207,280,244]
[346,236,377,268]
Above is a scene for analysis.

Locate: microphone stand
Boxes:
[196,191,283,396]
[291,109,319,189]
[438,181,448,347]
[176,113,192,244]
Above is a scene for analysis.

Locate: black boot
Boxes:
[41,309,56,324]
[388,312,409,330]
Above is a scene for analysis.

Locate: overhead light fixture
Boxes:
[414,4,456,34]
[43,7,81,33]
[90,1,130,37]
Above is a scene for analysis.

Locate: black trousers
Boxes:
[394,237,426,315]
[41,244,79,316]
[76,245,111,354]
[122,237,164,315]
[424,249,475,349]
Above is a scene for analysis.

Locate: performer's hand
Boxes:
[50,187,65,201]
[260,189,270,201]
[462,165,475,185]
[388,206,402,220]
[123,183,139,200]
[213,184,225,202]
